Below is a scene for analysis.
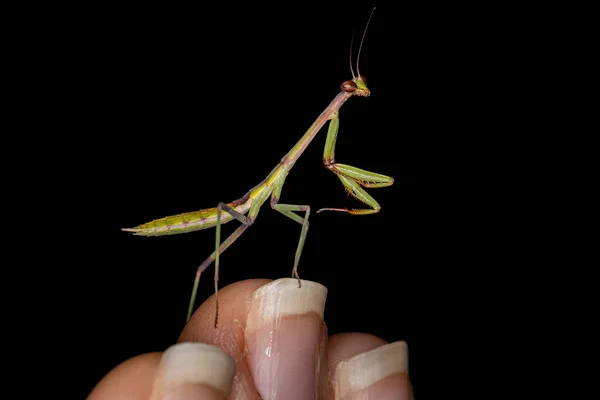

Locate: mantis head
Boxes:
[341,76,370,97]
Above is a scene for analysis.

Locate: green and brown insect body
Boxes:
[124,10,395,326]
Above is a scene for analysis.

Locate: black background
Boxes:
[41,3,531,398]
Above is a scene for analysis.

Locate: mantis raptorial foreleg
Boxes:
[188,202,253,325]
[318,111,394,214]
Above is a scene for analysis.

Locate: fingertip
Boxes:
[88,352,162,400]
[245,279,328,399]
[328,334,412,400]
[149,343,235,400]
[328,332,388,367]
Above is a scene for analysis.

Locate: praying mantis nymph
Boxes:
[123,8,393,326]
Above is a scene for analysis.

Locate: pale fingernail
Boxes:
[150,342,235,400]
[334,341,409,399]
[246,278,328,400]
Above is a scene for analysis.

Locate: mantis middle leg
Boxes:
[269,168,311,289]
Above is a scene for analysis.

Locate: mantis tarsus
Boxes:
[123,9,393,326]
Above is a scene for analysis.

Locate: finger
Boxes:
[88,344,236,400]
[149,343,235,400]
[180,278,329,400]
[88,353,161,400]
[245,279,328,400]
[179,279,271,399]
[328,333,412,400]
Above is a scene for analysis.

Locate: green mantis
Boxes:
[123,10,393,326]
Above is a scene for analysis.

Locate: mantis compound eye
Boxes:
[359,75,368,85]
[341,80,357,93]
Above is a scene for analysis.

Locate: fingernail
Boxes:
[245,278,328,400]
[150,342,235,400]
[334,341,409,399]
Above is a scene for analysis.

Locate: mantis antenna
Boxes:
[349,30,356,80]
[356,6,376,78]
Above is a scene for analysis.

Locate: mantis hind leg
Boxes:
[318,111,394,214]
[188,202,253,326]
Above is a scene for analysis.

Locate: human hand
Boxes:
[89,278,412,399]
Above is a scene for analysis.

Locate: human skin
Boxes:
[89,278,412,400]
